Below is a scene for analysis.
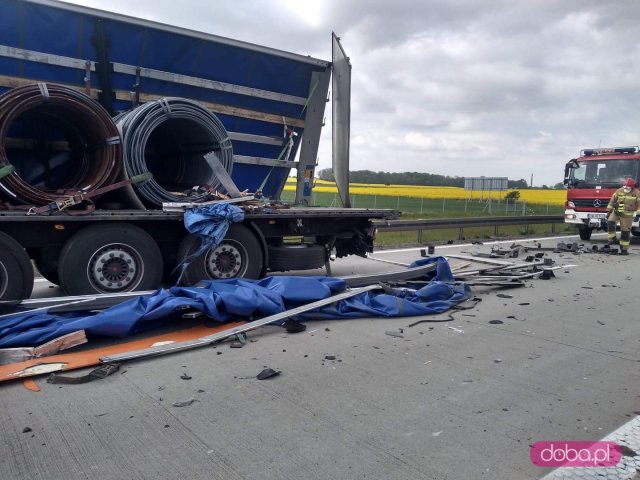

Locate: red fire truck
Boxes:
[564,146,640,240]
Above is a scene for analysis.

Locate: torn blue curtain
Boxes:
[176,202,245,282]
[0,258,471,348]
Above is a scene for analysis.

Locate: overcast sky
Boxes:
[67,0,640,186]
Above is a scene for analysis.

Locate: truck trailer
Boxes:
[0,0,396,301]
[563,146,640,240]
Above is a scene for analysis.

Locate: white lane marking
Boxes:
[542,415,640,479]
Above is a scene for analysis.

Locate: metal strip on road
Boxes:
[542,416,640,479]
[101,284,382,363]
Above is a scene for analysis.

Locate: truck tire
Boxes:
[578,227,593,241]
[0,231,34,301]
[177,224,263,285]
[57,223,163,295]
[268,244,326,271]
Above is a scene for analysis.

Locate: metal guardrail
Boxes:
[372,215,565,242]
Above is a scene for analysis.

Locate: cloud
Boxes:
[67,0,640,186]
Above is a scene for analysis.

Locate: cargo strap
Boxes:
[47,363,120,384]
[27,173,152,216]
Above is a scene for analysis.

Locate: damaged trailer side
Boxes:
[0,0,395,300]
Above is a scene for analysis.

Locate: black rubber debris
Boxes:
[283,320,307,333]
[489,320,504,325]
[496,293,513,299]
[257,368,280,380]
[619,445,637,457]
[324,355,336,360]
[22,427,32,433]
[180,373,192,380]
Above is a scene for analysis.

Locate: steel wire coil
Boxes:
[0,84,122,206]
[116,98,233,207]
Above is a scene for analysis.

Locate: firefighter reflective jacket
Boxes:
[607,187,640,216]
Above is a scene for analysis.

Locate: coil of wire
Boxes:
[0,83,122,206]
[116,97,233,207]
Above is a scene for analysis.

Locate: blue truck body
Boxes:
[0,0,395,300]
[0,0,331,198]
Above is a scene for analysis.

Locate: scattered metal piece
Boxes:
[229,341,244,348]
[203,151,242,198]
[341,264,437,287]
[162,195,256,211]
[256,368,280,380]
[385,330,404,338]
[447,327,464,334]
[365,253,410,267]
[172,398,198,407]
[496,293,513,299]
[102,284,381,363]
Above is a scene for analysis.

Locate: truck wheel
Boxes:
[57,223,163,295]
[177,224,263,285]
[0,231,34,301]
[268,244,326,271]
[578,227,593,241]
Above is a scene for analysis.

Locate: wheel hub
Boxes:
[205,243,244,278]
[89,245,141,291]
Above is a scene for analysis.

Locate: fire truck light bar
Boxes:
[581,146,639,156]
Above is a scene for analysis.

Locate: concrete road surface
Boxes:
[2,234,639,479]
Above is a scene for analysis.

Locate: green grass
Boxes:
[374,224,574,247]
[280,191,564,217]
[279,190,569,247]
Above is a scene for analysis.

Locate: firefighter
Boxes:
[606,177,640,255]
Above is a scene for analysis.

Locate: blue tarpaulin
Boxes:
[176,202,244,282]
[0,257,471,348]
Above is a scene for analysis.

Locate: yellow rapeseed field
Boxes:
[284,178,566,205]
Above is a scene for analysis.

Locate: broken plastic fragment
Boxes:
[256,368,280,380]
[385,330,404,338]
[283,320,307,334]
[172,398,198,407]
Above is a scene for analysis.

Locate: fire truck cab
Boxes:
[563,146,640,240]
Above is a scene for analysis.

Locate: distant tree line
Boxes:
[316,168,532,189]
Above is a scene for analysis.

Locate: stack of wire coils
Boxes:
[116,97,233,207]
[0,84,122,206]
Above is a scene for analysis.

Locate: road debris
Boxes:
[172,398,198,408]
[385,330,404,338]
[283,320,307,334]
[256,368,280,380]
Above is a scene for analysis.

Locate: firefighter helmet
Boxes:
[623,178,635,188]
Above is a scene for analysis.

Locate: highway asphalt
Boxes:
[2,233,639,479]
